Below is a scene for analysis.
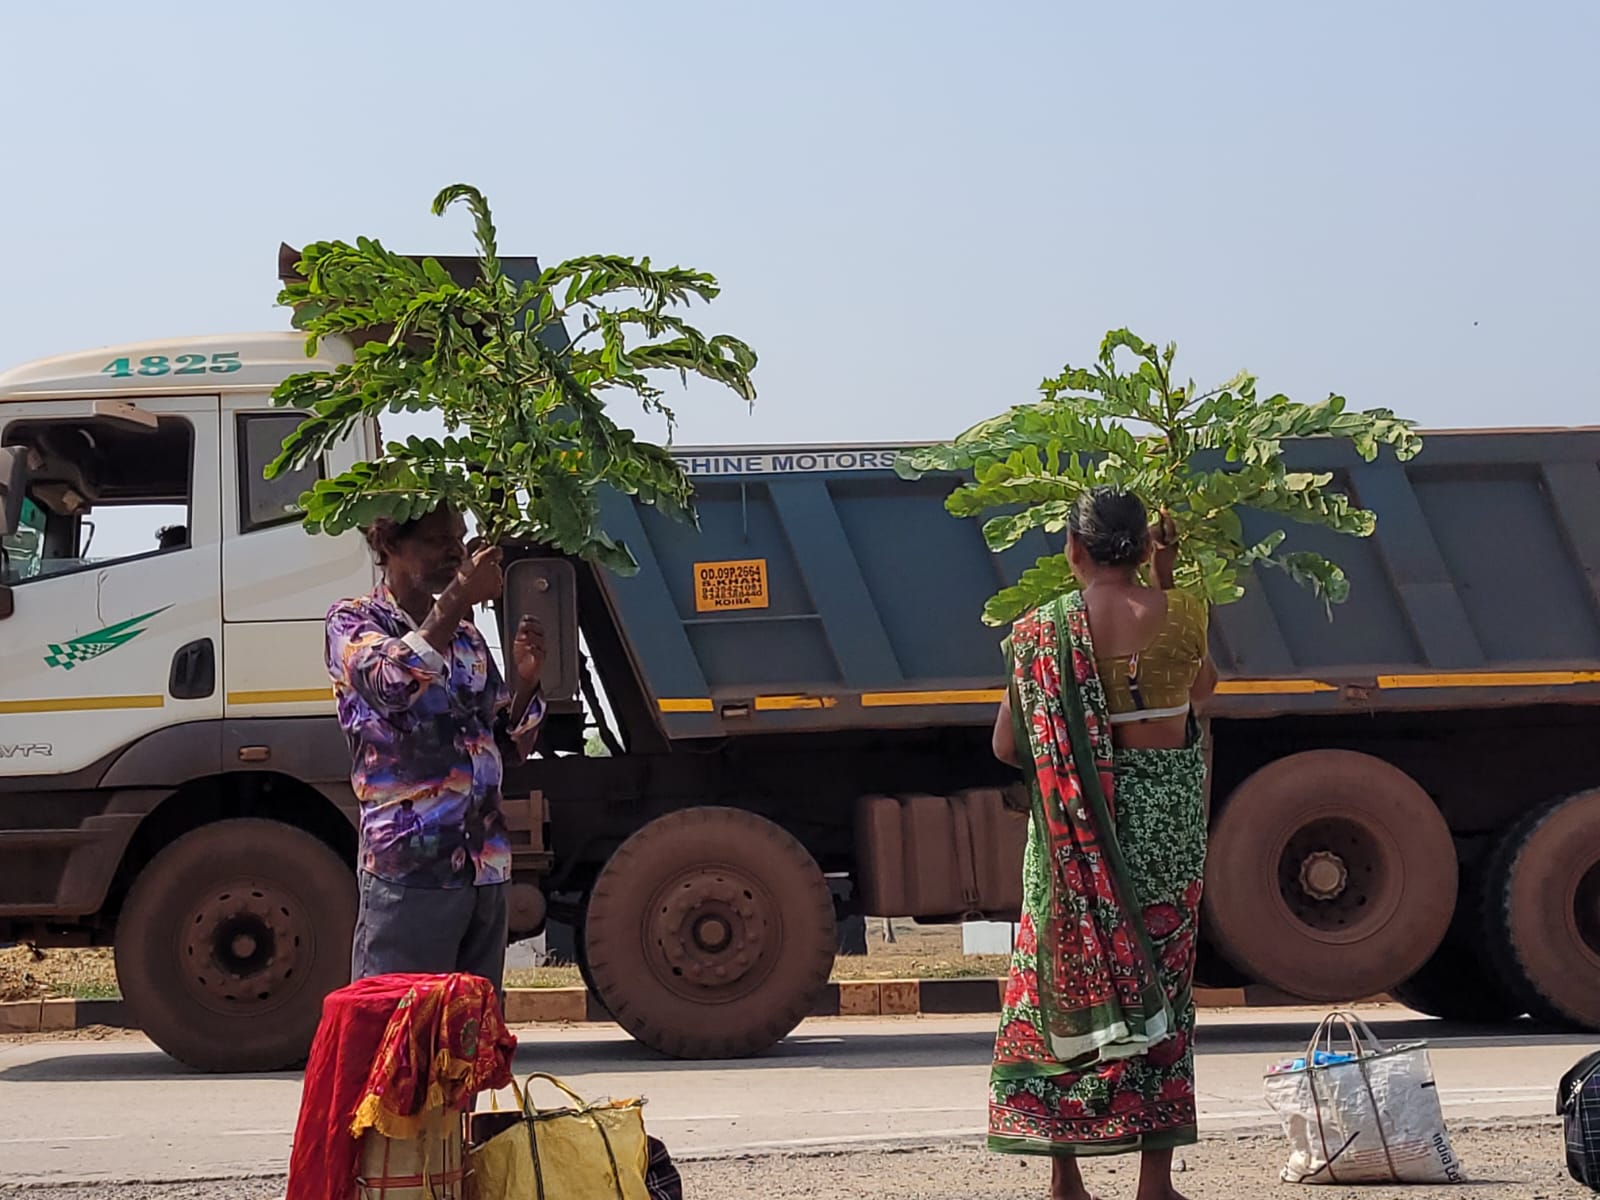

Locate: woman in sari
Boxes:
[988,487,1216,1200]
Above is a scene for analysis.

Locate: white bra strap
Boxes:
[1107,702,1191,726]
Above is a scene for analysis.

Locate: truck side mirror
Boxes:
[503,558,580,701]
[0,446,24,536]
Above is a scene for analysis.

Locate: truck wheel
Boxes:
[584,807,836,1058]
[1483,789,1600,1028]
[1390,868,1524,1023]
[1203,750,1456,1000]
[572,911,611,1019]
[1391,941,1524,1022]
[114,819,356,1072]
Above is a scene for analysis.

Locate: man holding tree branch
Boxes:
[325,505,545,990]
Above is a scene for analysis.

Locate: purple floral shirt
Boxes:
[325,584,544,888]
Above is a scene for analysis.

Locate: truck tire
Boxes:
[1390,868,1524,1023]
[571,912,611,1019]
[1203,750,1456,1001]
[114,819,356,1072]
[1391,941,1524,1022]
[1483,789,1600,1028]
[584,807,836,1059]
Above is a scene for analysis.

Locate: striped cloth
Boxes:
[646,1136,683,1200]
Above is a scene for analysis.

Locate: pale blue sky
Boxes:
[1,0,1595,448]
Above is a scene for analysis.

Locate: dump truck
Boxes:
[3,329,1600,1072]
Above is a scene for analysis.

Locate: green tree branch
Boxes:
[898,328,1421,625]
[266,184,758,571]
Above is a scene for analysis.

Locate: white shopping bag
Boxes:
[1263,1010,1466,1185]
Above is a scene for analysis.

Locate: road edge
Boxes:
[0,981,1390,1033]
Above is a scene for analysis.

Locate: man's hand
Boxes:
[421,543,503,656]
[453,544,505,608]
[511,616,546,688]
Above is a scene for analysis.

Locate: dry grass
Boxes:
[6,923,1011,1001]
[504,964,584,989]
[504,921,1010,990]
[831,921,1011,981]
[0,945,117,1002]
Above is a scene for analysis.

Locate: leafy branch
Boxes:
[266,183,757,573]
[897,329,1421,625]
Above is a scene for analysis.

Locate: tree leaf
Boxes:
[268,183,757,572]
[904,328,1419,623]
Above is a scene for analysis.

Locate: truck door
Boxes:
[219,400,374,718]
[0,396,223,777]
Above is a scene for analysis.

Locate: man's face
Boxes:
[386,508,468,595]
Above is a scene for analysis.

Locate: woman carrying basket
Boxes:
[988,487,1217,1200]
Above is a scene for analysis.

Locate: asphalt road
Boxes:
[0,1007,1588,1187]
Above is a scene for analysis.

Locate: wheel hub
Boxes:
[646,869,775,999]
[182,882,310,1013]
[1299,850,1349,901]
[694,914,732,952]
[1277,815,1392,936]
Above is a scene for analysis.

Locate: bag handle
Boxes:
[518,1072,629,1200]
[518,1072,593,1115]
[1301,1010,1402,1183]
[1302,1009,1386,1065]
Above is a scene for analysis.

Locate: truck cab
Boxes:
[0,333,378,1069]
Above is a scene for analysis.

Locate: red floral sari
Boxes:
[989,593,1207,1157]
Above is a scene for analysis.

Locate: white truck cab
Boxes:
[0,332,380,1070]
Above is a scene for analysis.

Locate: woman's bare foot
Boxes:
[1050,1157,1100,1200]
[1133,1148,1190,1200]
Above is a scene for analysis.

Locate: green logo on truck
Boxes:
[43,606,172,671]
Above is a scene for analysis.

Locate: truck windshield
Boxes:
[0,415,193,584]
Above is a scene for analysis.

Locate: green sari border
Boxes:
[987,1125,1199,1159]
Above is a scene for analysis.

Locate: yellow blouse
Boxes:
[1094,588,1208,718]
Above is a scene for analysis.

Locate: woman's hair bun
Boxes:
[1068,487,1151,568]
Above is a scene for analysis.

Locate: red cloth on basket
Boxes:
[285,973,516,1200]
[350,972,516,1140]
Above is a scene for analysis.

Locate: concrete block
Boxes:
[0,999,42,1032]
[38,999,75,1031]
[961,921,1017,955]
[921,978,1002,1014]
[1194,987,1248,1008]
[880,979,921,1016]
[73,999,133,1028]
[504,988,586,1024]
[837,981,881,1017]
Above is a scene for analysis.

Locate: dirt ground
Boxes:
[686,1127,1589,1199]
[502,921,1005,989]
[0,1126,1582,1199]
[0,945,115,1002]
[4,923,1001,1001]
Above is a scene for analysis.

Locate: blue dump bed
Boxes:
[594,430,1600,740]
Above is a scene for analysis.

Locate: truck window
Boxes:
[0,497,45,583]
[0,415,192,584]
[238,412,320,533]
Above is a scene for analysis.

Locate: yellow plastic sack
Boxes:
[467,1073,648,1200]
